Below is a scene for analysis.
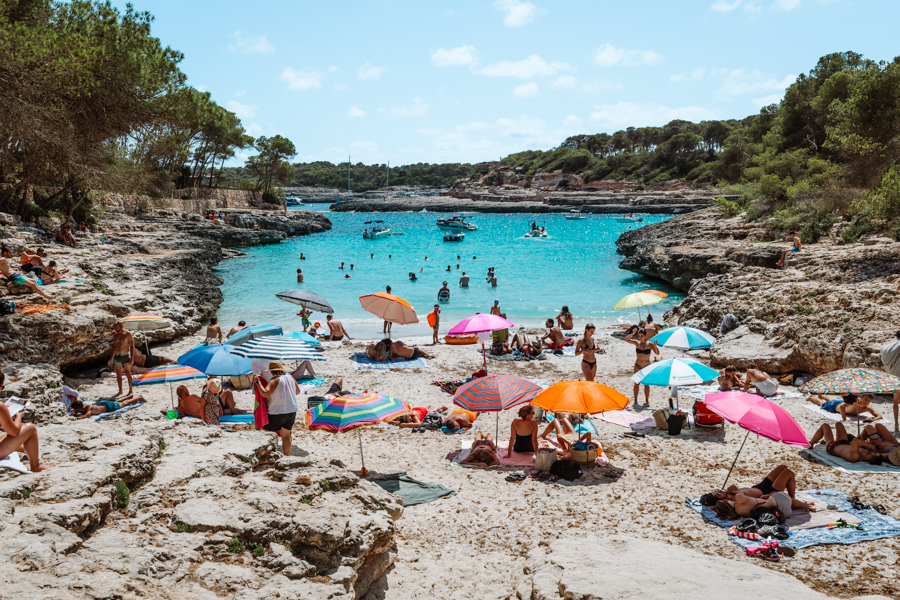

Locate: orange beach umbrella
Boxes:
[531,381,629,415]
[641,289,668,299]
[359,292,419,325]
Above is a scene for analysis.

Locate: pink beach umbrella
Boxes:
[448,314,514,370]
[703,391,809,488]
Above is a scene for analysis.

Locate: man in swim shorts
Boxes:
[431,304,440,345]
[808,393,883,422]
[70,396,145,419]
[459,272,469,287]
[443,408,476,431]
[808,422,884,464]
[109,321,135,397]
[325,314,351,341]
[0,246,55,300]
[775,231,802,267]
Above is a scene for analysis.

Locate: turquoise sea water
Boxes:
[213,208,684,339]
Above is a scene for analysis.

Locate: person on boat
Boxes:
[531,222,537,231]
[624,328,659,407]
[541,319,566,355]
[575,323,599,382]
[556,306,574,331]
[459,272,469,287]
[437,282,450,303]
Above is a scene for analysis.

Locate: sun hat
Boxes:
[208,379,222,393]
[269,360,287,372]
[889,447,900,467]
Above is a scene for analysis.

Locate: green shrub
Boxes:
[841,215,874,243]
[869,166,900,219]
[175,522,194,533]
[800,212,839,243]
[715,196,748,217]
[114,481,130,508]
[892,225,900,241]
[261,190,281,204]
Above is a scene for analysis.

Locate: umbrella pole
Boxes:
[482,342,487,372]
[495,412,499,442]
[721,429,750,489]
[357,429,367,477]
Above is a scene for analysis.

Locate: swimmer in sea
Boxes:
[339,262,345,269]
[344,274,352,278]
[370,253,374,258]
[446,265,451,272]
[299,253,305,260]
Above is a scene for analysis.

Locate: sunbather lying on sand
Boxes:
[699,465,805,506]
[389,406,429,427]
[858,423,900,454]
[443,408,477,431]
[71,396,146,419]
[390,340,433,360]
[715,489,815,520]
[808,393,883,422]
[460,432,500,467]
[130,349,175,374]
[0,373,54,472]
[808,422,884,464]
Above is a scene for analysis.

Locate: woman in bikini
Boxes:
[461,432,500,467]
[366,340,389,362]
[625,328,659,407]
[507,405,539,455]
[556,306,574,331]
[575,323,599,381]
[390,340,434,360]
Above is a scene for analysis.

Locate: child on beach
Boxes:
[430,304,441,344]
[298,308,312,332]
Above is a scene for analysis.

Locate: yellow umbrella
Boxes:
[612,292,662,323]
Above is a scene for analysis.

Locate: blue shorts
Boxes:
[822,400,842,413]
[791,247,800,252]
[96,400,121,413]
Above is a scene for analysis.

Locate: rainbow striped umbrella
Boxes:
[453,374,543,439]
[305,393,409,475]
[133,364,207,409]
[120,313,170,331]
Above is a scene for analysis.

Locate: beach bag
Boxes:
[230,374,253,390]
[0,300,14,316]
[570,443,599,469]
[307,396,327,411]
[490,341,505,355]
[653,408,672,429]
[534,448,557,472]
[423,412,444,429]
[550,459,582,481]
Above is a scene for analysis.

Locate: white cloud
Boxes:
[772,0,801,9]
[495,116,547,138]
[225,100,256,120]
[710,0,744,11]
[480,55,574,78]
[347,106,366,118]
[551,75,621,94]
[589,102,720,130]
[431,45,477,67]
[390,98,430,118]
[592,44,662,67]
[350,141,379,154]
[717,68,794,98]
[669,67,707,82]
[562,114,583,129]
[495,0,542,27]
[752,93,784,107]
[244,123,265,137]
[358,63,384,80]
[454,122,491,132]
[552,75,578,89]
[280,68,324,91]
[513,82,539,98]
[228,31,275,54]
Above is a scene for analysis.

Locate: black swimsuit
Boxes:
[513,433,535,453]
[581,338,596,369]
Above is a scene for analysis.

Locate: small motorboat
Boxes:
[615,214,643,223]
[443,232,465,242]
[437,215,477,231]
[524,228,549,238]
[564,210,586,220]
[285,196,302,208]
[363,220,391,239]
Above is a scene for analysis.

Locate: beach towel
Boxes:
[802,445,900,474]
[498,448,536,467]
[220,414,255,423]
[686,488,900,549]
[483,351,545,361]
[547,414,598,435]
[352,353,430,370]
[253,377,269,430]
[596,410,649,429]
[368,472,456,506]
[0,452,31,474]
[92,401,144,421]
[15,303,71,315]
[295,376,327,387]
[432,381,466,395]
[802,404,883,424]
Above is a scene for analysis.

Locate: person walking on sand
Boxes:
[575,323,599,381]
[0,372,54,472]
[257,361,300,455]
[325,314,352,341]
[431,304,441,345]
[459,272,469,287]
[383,285,393,336]
[625,328,659,407]
[109,321,136,397]
[776,231,802,267]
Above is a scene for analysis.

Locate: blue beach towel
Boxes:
[296,376,328,386]
[547,413,598,435]
[220,414,255,423]
[685,487,900,549]
[92,401,145,421]
[352,353,430,370]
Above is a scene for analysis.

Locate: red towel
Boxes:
[253,376,269,430]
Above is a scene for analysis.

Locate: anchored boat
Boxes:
[363,221,391,239]
[436,215,477,231]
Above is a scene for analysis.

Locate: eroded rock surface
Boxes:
[616,207,900,373]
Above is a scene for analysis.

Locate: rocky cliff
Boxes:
[616,207,900,374]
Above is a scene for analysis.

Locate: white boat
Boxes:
[443,232,465,242]
[363,220,391,239]
[285,196,302,208]
[524,228,549,238]
[564,211,586,220]
[436,216,477,231]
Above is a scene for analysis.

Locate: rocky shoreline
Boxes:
[616,206,900,373]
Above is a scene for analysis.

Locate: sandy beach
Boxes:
[62,326,900,599]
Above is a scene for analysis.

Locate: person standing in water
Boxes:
[556,306,574,331]
[438,281,450,303]
[575,323,599,381]
[625,328,659,407]
[490,300,501,315]
[297,268,303,283]
[383,285,393,336]
[459,272,469,287]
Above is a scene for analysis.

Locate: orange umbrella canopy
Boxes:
[531,381,629,415]
[641,289,668,299]
[359,292,419,325]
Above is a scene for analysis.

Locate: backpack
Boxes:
[490,341,505,355]
[423,412,444,429]
[550,459,582,481]
[0,300,15,316]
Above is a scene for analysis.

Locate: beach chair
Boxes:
[693,400,724,428]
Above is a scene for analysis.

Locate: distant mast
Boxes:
[347,155,351,202]
[384,161,389,200]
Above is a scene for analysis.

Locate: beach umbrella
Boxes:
[275,289,334,313]
[121,313,170,355]
[649,326,716,351]
[132,364,206,408]
[641,289,669,299]
[453,374,542,439]
[531,381,629,443]
[703,391,809,488]
[230,335,325,361]
[798,368,900,395]
[448,314,515,370]
[359,292,419,325]
[284,331,321,346]
[633,357,719,387]
[177,344,253,377]
[612,292,662,323]
[305,392,410,475]
[226,324,284,346]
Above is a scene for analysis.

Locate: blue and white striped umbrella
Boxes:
[230,335,325,361]
[633,358,719,387]
[226,324,283,346]
[649,327,716,351]
[177,344,253,377]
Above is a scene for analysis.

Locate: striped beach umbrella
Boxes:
[226,324,284,346]
[633,357,719,387]
[230,335,325,361]
[177,344,253,377]
[133,364,206,408]
[359,292,419,325]
[305,393,410,475]
[121,313,170,331]
[454,374,543,440]
[649,326,716,351]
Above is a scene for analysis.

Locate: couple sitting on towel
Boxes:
[366,338,434,362]
[699,465,817,520]
[718,363,780,396]
[509,405,592,457]
[808,421,900,466]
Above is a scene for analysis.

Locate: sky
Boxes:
[119,0,899,166]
